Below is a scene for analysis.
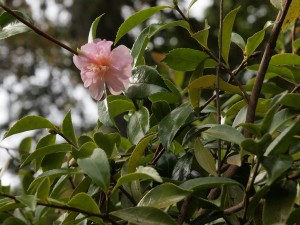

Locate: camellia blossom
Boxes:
[73,39,133,101]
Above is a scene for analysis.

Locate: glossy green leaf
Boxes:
[155,152,177,178]
[280,94,300,109]
[0,201,24,212]
[88,14,104,42]
[68,193,100,215]
[194,138,217,176]
[265,119,300,155]
[15,195,36,210]
[269,108,298,134]
[245,28,265,57]
[108,96,135,120]
[231,32,245,50]
[78,134,93,147]
[94,132,120,157]
[127,133,156,173]
[204,125,245,145]
[269,53,300,66]
[189,62,204,109]
[221,7,240,64]
[172,152,193,181]
[21,143,71,167]
[262,154,293,185]
[151,101,171,122]
[138,183,191,208]
[180,177,242,190]
[3,115,57,139]
[110,207,176,225]
[115,6,169,44]
[0,11,32,40]
[76,145,110,192]
[158,103,193,150]
[36,177,50,200]
[41,152,66,171]
[70,177,92,198]
[125,65,169,99]
[2,217,27,225]
[19,137,32,154]
[162,48,212,71]
[188,75,243,95]
[111,166,162,194]
[191,19,210,48]
[241,134,272,156]
[62,111,77,147]
[263,180,297,224]
[98,98,114,127]
[127,106,150,145]
[131,20,189,67]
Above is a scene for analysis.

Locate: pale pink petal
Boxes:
[81,42,100,55]
[73,55,89,69]
[89,80,105,101]
[110,45,133,69]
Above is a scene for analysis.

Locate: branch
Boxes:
[245,0,292,136]
[0,4,78,55]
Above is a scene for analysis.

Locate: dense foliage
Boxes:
[1,0,300,224]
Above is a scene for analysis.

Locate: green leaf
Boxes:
[293,38,300,52]
[127,106,150,145]
[269,108,298,134]
[110,207,177,225]
[127,133,156,173]
[125,65,169,99]
[269,53,300,66]
[188,75,243,95]
[158,103,193,150]
[262,155,293,185]
[263,180,297,224]
[94,132,120,157]
[282,0,300,31]
[172,152,193,181]
[21,143,71,167]
[280,94,300,109]
[245,29,265,57]
[265,119,300,155]
[189,62,204,109]
[231,32,245,50]
[131,20,189,67]
[88,14,104,42]
[241,134,272,156]
[68,193,101,215]
[221,7,240,64]
[180,177,242,190]
[187,0,198,18]
[271,0,283,9]
[287,208,300,225]
[19,137,32,154]
[2,217,27,225]
[15,195,36,210]
[111,166,162,194]
[62,111,77,147]
[162,48,215,71]
[151,101,171,122]
[194,138,217,176]
[76,144,110,192]
[115,6,169,44]
[70,177,92,198]
[204,125,245,145]
[3,115,56,139]
[191,19,210,48]
[36,177,50,200]
[0,11,32,40]
[138,183,191,208]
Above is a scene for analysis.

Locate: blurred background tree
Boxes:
[0,0,278,185]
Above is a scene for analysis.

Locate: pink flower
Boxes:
[73,39,133,100]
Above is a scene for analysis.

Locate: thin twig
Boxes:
[0,4,78,55]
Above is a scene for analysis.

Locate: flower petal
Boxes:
[89,80,105,101]
[110,45,133,69]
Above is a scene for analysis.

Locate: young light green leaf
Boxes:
[221,7,240,64]
[21,143,72,167]
[269,53,300,66]
[62,111,77,147]
[188,75,243,95]
[115,6,170,44]
[76,146,110,192]
[111,166,162,194]
[191,19,210,48]
[68,193,101,215]
[204,124,245,145]
[88,14,104,42]
[282,0,300,31]
[110,207,177,225]
[263,180,297,224]
[162,48,212,71]
[127,133,156,173]
[231,32,245,50]
[158,103,193,150]
[36,177,50,200]
[0,11,32,40]
[138,183,191,208]
[15,195,36,211]
[271,0,283,9]
[245,29,265,58]
[194,138,217,176]
[3,115,57,139]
